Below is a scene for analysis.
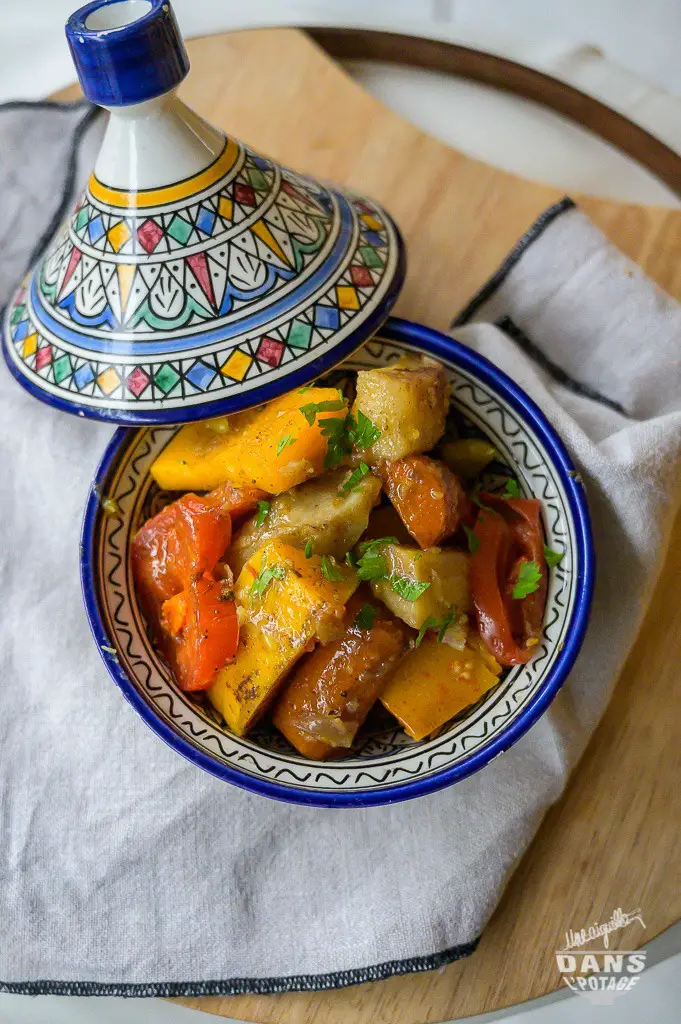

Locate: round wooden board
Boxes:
[53,26,681,1023]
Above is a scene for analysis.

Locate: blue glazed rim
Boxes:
[80,315,595,807]
[2,211,406,427]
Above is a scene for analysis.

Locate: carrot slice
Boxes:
[383,454,470,549]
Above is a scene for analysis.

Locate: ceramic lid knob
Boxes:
[65,0,189,107]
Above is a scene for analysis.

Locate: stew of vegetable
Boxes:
[130,356,561,759]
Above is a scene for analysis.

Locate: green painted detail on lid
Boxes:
[167,215,192,245]
[360,246,383,269]
[248,168,268,191]
[287,319,313,350]
[10,305,25,325]
[75,208,89,232]
[53,354,72,383]
[154,364,180,394]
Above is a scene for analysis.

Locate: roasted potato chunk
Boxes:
[381,636,502,741]
[230,469,381,576]
[352,355,448,464]
[273,594,407,759]
[370,544,470,630]
[207,540,357,735]
[383,455,470,548]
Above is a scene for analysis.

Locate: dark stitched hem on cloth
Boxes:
[496,315,627,416]
[0,938,478,997]
[451,196,629,416]
[452,196,576,327]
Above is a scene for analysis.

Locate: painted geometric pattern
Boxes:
[5,231,391,407]
[36,153,334,336]
[3,134,401,416]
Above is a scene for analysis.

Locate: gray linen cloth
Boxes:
[0,104,679,996]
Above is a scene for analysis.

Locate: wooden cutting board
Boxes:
[56,26,681,1023]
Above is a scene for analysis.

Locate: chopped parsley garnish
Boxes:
[390,575,431,601]
[251,561,286,597]
[304,539,314,559]
[358,536,398,555]
[544,545,564,568]
[348,409,381,450]
[462,524,480,554]
[254,500,270,527]
[298,381,317,394]
[299,399,347,426]
[320,554,344,582]
[471,482,493,511]
[276,434,296,457]
[353,603,377,631]
[356,550,388,581]
[320,415,352,468]
[512,560,542,599]
[354,537,396,580]
[339,462,370,494]
[503,478,522,499]
[345,550,357,568]
[415,607,455,647]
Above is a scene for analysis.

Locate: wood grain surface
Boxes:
[54,27,681,1023]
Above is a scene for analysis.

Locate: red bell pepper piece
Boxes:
[469,495,548,665]
[131,484,263,691]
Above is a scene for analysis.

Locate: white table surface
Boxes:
[1,2,680,1022]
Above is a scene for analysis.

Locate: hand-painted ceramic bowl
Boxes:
[81,317,594,807]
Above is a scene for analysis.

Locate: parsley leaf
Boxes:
[254,500,270,527]
[304,539,314,559]
[299,399,347,426]
[503,478,522,499]
[320,415,352,468]
[353,603,377,631]
[390,575,431,601]
[462,524,480,554]
[471,482,493,511]
[512,560,542,599]
[320,554,345,582]
[348,409,381,450]
[345,550,357,568]
[354,537,396,581]
[414,607,456,647]
[356,550,388,581]
[544,545,564,568]
[276,434,296,457]
[415,616,439,647]
[251,561,286,597]
[339,462,370,494]
[298,381,317,394]
[357,536,398,555]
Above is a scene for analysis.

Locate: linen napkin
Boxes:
[1,102,680,997]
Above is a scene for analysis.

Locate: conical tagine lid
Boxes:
[2,0,405,424]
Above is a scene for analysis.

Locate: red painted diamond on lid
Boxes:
[235,183,256,207]
[350,264,373,288]
[126,367,150,396]
[35,345,53,370]
[137,219,164,254]
[257,336,284,367]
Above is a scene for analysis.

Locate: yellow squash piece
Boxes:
[381,637,502,741]
[208,539,358,735]
[151,387,347,493]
